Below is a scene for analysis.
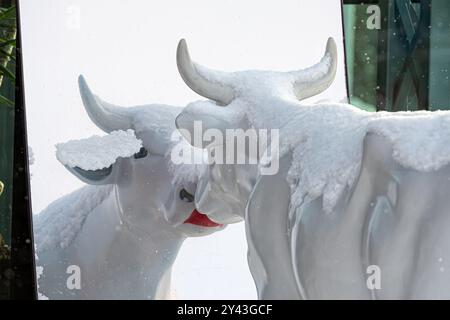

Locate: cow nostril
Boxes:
[179,188,194,203]
[133,147,148,159]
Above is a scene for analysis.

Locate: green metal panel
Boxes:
[0,0,15,300]
[343,0,450,111]
[0,64,14,246]
[343,3,378,112]
[429,0,450,110]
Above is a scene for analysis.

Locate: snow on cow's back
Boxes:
[280,103,371,213]
[278,103,450,214]
[34,184,113,252]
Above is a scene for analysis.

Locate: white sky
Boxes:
[20,0,346,299]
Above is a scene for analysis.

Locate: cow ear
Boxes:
[65,164,117,185]
[175,107,242,149]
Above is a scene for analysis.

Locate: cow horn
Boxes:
[78,75,132,132]
[176,39,235,106]
[292,37,337,101]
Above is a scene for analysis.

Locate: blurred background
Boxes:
[342,0,449,112]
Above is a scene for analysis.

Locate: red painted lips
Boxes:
[184,209,223,228]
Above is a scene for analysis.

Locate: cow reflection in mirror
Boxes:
[34,76,225,300]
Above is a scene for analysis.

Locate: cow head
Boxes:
[65,75,226,237]
[175,38,337,222]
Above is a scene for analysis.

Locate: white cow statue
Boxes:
[34,76,225,300]
[175,37,450,299]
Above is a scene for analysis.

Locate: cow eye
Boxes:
[133,147,148,159]
[179,188,194,202]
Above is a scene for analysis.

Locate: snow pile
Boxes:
[280,103,371,212]
[128,104,208,185]
[368,110,450,172]
[56,129,142,170]
[34,185,113,251]
[131,104,181,152]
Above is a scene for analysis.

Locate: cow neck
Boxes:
[112,184,185,257]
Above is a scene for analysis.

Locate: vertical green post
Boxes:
[0,1,15,247]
